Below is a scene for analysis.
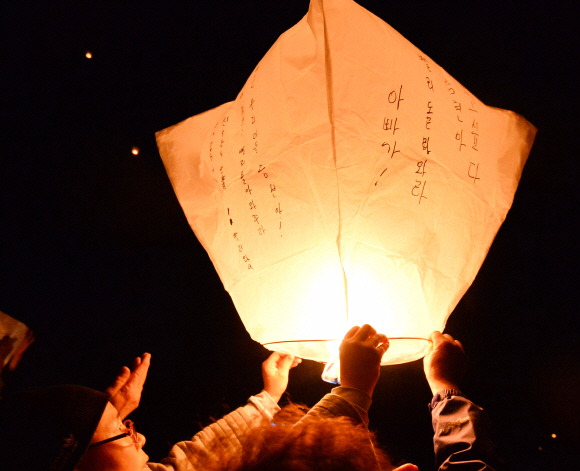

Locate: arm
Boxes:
[424,332,499,470]
[430,392,497,470]
[148,352,300,471]
[300,325,388,427]
[300,386,373,427]
[148,391,280,471]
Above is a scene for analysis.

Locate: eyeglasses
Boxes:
[89,420,138,449]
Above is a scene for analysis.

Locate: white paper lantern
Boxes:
[156,0,536,370]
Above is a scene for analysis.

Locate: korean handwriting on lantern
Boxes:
[233,231,253,270]
[219,166,227,190]
[382,85,404,157]
[275,203,282,232]
[422,102,433,155]
[415,54,436,204]
[241,170,252,195]
[426,101,433,130]
[468,99,481,183]
[444,78,467,153]
[210,110,232,186]
[412,160,428,204]
[417,54,432,72]
[444,77,455,95]
[383,117,399,135]
[377,84,404,186]
[417,54,434,92]
[259,164,282,235]
[208,124,218,173]
[469,99,479,152]
[455,130,466,152]
[422,137,431,155]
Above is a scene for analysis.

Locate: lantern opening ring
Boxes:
[264,337,428,345]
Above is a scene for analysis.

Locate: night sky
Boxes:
[2,1,579,469]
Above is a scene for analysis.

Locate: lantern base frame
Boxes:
[263,337,430,379]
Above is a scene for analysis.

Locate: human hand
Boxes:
[423,331,468,395]
[105,352,151,420]
[262,352,301,403]
[7,329,35,371]
[339,325,389,397]
[0,335,16,363]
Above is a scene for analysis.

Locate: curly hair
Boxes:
[209,403,395,471]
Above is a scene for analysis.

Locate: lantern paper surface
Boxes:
[156,0,536,366]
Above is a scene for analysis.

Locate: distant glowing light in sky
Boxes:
[551,433,557,439]
[131,147,140,155]
[85,52,92,59]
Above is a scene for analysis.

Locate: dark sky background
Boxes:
[1,1,579,469]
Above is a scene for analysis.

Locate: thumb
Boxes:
[393,465,419,471]
[279,354,295,372]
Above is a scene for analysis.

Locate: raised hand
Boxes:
[105,352,151,420]
[262,351,301,403]
[339,324,389,397]
[8,329,35,371]
[423,331,468,395]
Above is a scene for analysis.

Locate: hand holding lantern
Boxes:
[423,331,468,395]
[340,325,389,398]
[262,352,302,403]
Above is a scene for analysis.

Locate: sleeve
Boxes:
[298,386,372,427]
[147,390,280,471]
[430,392,499,470]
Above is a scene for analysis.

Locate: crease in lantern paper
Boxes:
[220,126,334,191]
[344,238,466,286]
[228,242,328,289]
[322,2,349,325]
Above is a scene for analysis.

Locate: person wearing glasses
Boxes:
[0,327,497,471]
[0,349,300,471]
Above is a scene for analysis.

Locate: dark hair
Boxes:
[207,403,395,471]
[0,385,108,471]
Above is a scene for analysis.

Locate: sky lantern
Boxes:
[156,0,535,377]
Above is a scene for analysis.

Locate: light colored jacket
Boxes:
[147,390,280,471]
[146,387,369,471]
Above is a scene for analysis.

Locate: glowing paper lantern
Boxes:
[156,0,535,369]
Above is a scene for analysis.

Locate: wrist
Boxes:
[429,389,465,411]
[264,389,282,403]
[340,381,374,398]
[428,380,460,396]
